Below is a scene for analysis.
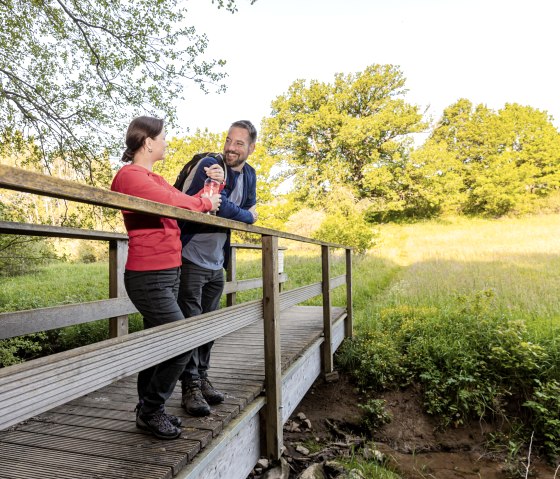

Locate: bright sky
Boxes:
[176,0,560,137]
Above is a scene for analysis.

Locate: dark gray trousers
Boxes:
[178,259,224,383]
[124,267,191,415]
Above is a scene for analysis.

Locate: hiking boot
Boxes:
[136,408,181,440]
[135,402,182,427]
[182,380,211,417]
[200,377,225,405]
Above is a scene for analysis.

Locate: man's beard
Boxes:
[224,152,246,168]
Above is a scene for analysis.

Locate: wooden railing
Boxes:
[0,164,353,460]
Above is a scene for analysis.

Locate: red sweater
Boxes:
[111,164,212,271]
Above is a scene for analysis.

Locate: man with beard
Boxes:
[177,120,258,416]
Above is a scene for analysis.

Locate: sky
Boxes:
[175,0,560,137]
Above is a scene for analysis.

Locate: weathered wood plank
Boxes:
[279,282,323,311]
[109,238,129,337]
[346,248,354,338]
[0,442,172,479]
[0,220,128,240]
[15,421,200,458]
[281,339,323,423]
[0,275,288,340]
[226,245,237,306]
[0,298,137,340]
[0,430,188,474]
[223,272,288,295]
[0,458,109,479]
[176,399,264,479]
[329,274,346,290]
[321,246,334,374]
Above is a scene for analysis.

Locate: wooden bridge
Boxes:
[0,165,353,479]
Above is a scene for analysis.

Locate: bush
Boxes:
[313,212,375,254]
[0,235,57,277]
[524,379,560,462]
[0,334,46,367]
[359,398,393,432]
[340,290,558,457]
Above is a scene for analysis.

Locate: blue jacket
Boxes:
[179,156,257,269]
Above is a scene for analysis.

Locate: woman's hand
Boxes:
[204,164,224,183]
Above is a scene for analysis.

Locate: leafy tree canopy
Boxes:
[426,99,560,216]
[262,64,427,206]
[0,0,255,180]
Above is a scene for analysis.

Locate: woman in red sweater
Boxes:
[111,116,222,439]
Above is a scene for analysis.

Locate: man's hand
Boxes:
[249,205,258,222]
[204,164,225,183]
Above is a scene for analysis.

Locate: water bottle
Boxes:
[204,178,220,215]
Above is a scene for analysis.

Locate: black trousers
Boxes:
[124,267,191,415]
[177,259,224,383]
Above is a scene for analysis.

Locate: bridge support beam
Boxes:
[321,245,334,375]
[109,239,128,338]
[262,235,282,460]
[345,248,353,338]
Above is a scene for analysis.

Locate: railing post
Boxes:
[321,245,333,374]
[109,239,128,338]
[345,248,353,338]
[226,246,237,307]
[262,234,282,460]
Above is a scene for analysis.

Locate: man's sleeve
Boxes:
[243,166,257,210]
[217,192,255,224]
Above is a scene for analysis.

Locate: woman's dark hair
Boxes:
[121,116,164,162]
[230,120,257,144]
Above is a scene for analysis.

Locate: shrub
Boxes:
[524,379,560,462]
[0,334,46,367]
[313,212,376,254]
[341,290,556,458]
[359,398,393,432]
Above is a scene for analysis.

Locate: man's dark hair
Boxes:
[230,120,257,144]
[121,116,164,162]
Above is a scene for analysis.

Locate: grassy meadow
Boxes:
[358,214,560,337]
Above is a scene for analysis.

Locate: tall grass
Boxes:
[0,261,109,312]
[366,214,560,338]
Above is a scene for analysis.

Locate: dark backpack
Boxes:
[173,152,226,193]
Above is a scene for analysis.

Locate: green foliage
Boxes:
[312,187,377,253]
[340,450,402,478]
[313,212,374,254]
[0,200,59,276]
[0,234,57,277]
[0,334,46,367]
[262,64,426,207]
[0,0,250,176]
[359,398,392,431]
[423,99,560,217]
[524,379,560,461]
[341,290,554,442]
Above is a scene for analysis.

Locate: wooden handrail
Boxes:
[0,165,349,249]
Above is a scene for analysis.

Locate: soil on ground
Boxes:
[275,372,558,479]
